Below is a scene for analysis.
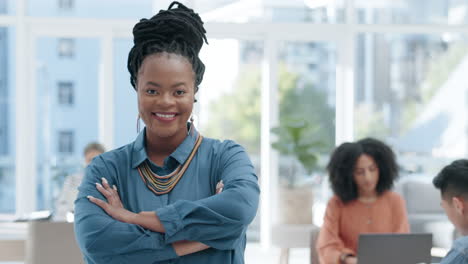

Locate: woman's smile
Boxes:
[152,112,178,122]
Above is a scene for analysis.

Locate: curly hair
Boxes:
[327,137,399,203]
[127,1,208,92]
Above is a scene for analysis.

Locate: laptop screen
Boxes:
[357,233,432,264]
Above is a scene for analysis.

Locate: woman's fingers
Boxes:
[101,177,112,191]
[216,180,224,194]
[95,182,112,199]
[88,179,130,222]
[87,195,108,210]
[98,177,119,202]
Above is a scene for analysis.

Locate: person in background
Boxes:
[433,159,468,264]
[73,2,260,264]
[54,142,105,221]
[317,137,409,264]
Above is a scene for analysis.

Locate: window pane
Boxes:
[199,39,263,241]
[355,33,468,174]
[57,38,75,59]
[275,41,336,227]
[0,26,15,214]
[58,130,75,153]
[114,38,138,148]
[36,37,99,211]
[356,0,468,25]
[28,0,154,19]
[0,0,15,14]
[57,81,74,106]
[198,0,345,23]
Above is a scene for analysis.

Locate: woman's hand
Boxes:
[87,177,137,223]
[87,178,224,227]
[216,180,224,194]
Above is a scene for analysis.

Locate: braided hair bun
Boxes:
[127,1,208,92]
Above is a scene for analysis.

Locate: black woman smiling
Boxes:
[74,2,260,263]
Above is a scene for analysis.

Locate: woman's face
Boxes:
[353,154,380,197]
[136,52,195,140]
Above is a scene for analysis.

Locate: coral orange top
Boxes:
[316,191,410,264]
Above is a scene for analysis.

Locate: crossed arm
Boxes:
[75,143,259,263]
[87,177,224,256]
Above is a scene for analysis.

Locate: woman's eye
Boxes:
[147,89,157,95]
[175,90,186,96]
[355,170,364,176]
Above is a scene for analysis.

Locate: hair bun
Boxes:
[127,1,208,90]
[132,1,207,53]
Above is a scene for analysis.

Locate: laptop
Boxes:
[357,233,432,264]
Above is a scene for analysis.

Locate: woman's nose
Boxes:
[158,93,174,106]
[364,170,372,180]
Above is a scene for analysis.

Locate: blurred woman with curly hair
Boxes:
[316,138,409,264]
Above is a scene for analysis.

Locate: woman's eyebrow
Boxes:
[146,81,161,87]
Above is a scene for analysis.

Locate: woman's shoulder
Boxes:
[380,190,405,204]
[200,137,255,174]
[327,195,345,208]
[201,137,247,155]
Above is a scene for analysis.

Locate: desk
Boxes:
[0,221,82,264]
[0,222,27,261]
[271,224,320,264]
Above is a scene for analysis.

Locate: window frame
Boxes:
[57,130,74,154]
[57,80,74,106]
[57,38,75,58]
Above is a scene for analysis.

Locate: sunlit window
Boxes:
[58,38,75,58]
[57,81,74,106]
[58,0,74,11]
[58,131,74,154]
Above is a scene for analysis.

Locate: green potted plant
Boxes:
[271,118,326,224]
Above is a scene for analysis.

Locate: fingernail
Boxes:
[87,195,93,199]
[102,177,108,184]
[113,185,117,191]
[96,182,102,187]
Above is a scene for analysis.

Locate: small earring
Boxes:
[136,114,141,133]
[194,98,198,103]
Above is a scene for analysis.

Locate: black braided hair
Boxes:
[127,1,208,92]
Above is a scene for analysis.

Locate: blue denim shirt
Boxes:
[74,126,260,264]
[440,236,468,264]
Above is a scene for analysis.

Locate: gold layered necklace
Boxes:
[137,134,203,195]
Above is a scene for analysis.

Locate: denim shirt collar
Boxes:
[131,123,199,169]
